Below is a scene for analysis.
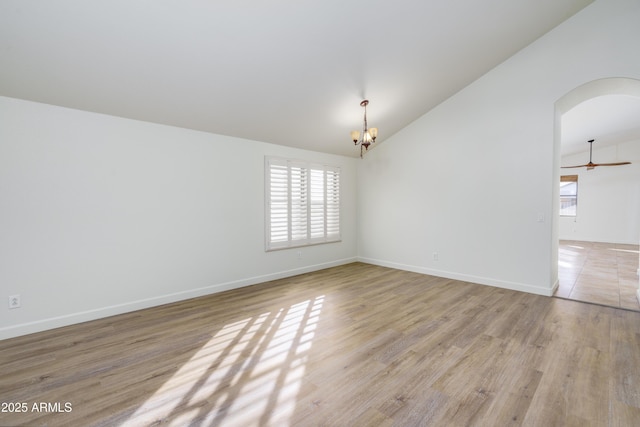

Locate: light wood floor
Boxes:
[555,240,640,311]
[2,263,640,426]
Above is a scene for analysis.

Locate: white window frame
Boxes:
[560,175,578,217]
[265,156,341,251]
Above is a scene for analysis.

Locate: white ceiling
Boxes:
[0,0,596,157]
[561,95,640,157]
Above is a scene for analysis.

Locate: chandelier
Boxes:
[350,100,378,158]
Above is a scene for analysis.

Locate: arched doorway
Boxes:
[552,77,640,308]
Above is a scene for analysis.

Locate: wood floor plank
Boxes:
[1,262,639,426]
[480,366,543,426]
[610,310,640,409]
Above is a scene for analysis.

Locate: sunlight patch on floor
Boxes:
[607,247,640,254]
[566,244,585,250]
[124,295,325,426]
[558,260,578,268]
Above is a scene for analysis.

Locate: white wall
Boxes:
[357,0,640,295]
[3,0,640,341]
[560,139,640,244]
[0,97,358,339]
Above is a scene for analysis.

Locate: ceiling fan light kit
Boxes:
[561,139,631,170]
[351,100,378,158]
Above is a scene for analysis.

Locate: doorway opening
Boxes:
[552,78,640,310]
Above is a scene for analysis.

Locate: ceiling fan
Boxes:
[561,139,631,170]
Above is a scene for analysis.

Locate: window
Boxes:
[266,157,340,250]
[560,175,578,216]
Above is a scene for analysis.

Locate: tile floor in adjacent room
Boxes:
[555,240,640,311]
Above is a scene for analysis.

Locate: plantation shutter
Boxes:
[309,168,326,241]
[290,163,308,242]
[267,158,289,248]
[266,157,341,250]
[326,167,340,240]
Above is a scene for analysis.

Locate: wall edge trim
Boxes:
[0,257,357,341]
[358,257,554,297]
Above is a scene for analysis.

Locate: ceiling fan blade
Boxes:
[561,163,594,168]
[590,162,632,167]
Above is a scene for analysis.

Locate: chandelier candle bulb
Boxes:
[364,131,372,143]
[351,131,360,144]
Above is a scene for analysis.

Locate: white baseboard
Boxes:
[358,257,555,297]
[0,257,357,341]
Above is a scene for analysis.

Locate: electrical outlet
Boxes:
[9,294,21,309]
[297,251,302,259]
[433,252,439,261]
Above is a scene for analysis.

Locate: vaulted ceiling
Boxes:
[561,95,640,157]
[1,1,596,157]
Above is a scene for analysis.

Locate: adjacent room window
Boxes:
[265,157,340,250]
[560,175,578,216]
